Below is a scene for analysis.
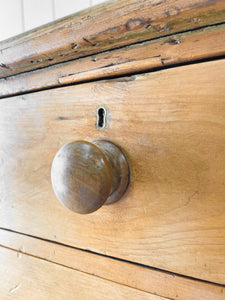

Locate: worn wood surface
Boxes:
[0,60,225,284]
[1,23,225,98]
[0,246,163,299]
[0,229,224,300]
[0,0,225,78]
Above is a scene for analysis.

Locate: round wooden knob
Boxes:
[51,140,129,214]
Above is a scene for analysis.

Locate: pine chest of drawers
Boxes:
[0,0,225,299]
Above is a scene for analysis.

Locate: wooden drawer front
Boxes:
[0,59,225,284]
[1,230,224,300]
[0,247,161,300]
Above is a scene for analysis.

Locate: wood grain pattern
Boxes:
[0,0,225,78]
[1,23,225,98]
[51,140,113,214]
[0,246,163,299]
[0,60,225,284]
[51,140,130,213]
[0,229,224,300]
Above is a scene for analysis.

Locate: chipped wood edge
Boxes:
[58,56,162,84]
[1,23,225,98]
[0,0,225,78]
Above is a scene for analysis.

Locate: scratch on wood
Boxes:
[161,56,173,65]
[0,63,12,70]
[99,62,117,68]
[57,116,76,120]
[164,10,170,17]
[145,24,152,29]
[83,37,99,46]
[9,283,21,294]
[185,191,199,207]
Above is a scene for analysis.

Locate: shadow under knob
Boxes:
[51,140,130,214]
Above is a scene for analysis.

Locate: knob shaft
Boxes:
[51,140,129,214]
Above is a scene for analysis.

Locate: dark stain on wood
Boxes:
[88,26,121,46]
[172,6,181,13]
[164,10,171,17]
[100,26,121,35]
[152,24,171,32]
[152,0,167,6]
[125,18,148,31]
[162,37,181,45]
[0,63,11,70]
[57,116,76,120]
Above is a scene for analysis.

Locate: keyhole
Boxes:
[97,107,106,129]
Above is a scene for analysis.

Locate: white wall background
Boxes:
[0,0,107,42]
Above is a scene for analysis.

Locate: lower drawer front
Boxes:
[0,59,225,284]
[0,247,160,300]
